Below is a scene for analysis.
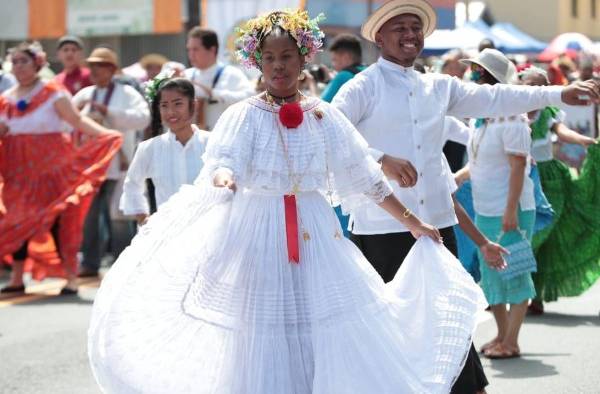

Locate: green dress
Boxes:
[530,107,600,302]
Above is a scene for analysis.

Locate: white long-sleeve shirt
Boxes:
[73,82,150,179]
[332,57,563,235]
[119,126,209,215]
[184,63,255,130]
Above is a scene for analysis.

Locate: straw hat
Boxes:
[139,53,169,69]
[86,47,119,68]
[460,48,517,84]
[361,0,437,43]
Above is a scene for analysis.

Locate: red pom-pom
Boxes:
[279,102,304,129]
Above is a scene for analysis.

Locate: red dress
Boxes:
[0,81,122,279]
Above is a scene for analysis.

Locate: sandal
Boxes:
[484,343,520,359]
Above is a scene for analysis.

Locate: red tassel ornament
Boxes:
[279,102,304,128]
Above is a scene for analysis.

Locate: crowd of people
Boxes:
[1,0,600,393]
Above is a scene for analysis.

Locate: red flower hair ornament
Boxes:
[279,102,304,128]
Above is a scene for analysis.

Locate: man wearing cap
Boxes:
[53,35,92,95]
[332,1,600,393]
[184,27,255,130]
[72,46,151,277]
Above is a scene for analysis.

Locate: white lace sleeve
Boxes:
[196,102,253,185]
[321,103,393,212]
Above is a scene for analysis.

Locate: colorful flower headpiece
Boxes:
[235,9,325,69]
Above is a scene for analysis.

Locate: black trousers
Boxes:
[351,227,489,394]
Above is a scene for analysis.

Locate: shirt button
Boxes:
[417,145,421,150]
[420,199,424,205]
[419,172,423,177]
[409,92,413,97]
[414,120,418,124]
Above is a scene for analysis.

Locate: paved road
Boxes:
[1,273,598,394]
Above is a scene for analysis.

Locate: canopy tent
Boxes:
[538,32,595,62]
[423,20,547,57]
[490,23,547,54]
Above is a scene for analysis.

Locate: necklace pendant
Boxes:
[303,231,311,241]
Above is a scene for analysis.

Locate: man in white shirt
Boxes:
[73,47,151,277]
[184,28,255,130]
[332,1,600,393]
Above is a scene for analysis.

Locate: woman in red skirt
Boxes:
[0,42,122,295]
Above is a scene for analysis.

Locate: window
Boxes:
[572,0,578,17]
[593,0,597,18]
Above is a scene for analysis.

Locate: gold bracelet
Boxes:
[402,208,411,218]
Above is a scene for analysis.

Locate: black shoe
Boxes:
[77,269,99,278]
[0,285,25,294]
[59,287,78,296]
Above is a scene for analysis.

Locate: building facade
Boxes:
[482,0,600,41]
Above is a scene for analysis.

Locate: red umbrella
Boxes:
[538,32,594,62]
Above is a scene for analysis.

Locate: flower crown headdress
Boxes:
[145,70,176,103]
[235,9,325,69]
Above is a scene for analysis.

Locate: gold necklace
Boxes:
[470,120,488,163]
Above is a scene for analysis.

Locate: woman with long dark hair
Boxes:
[119,77,209,225]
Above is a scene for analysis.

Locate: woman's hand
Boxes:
[502,209,518,232]
[479,240,508,270]
[213,171,237,191]
[406,218,442,243]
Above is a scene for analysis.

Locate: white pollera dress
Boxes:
[88,96,486,394]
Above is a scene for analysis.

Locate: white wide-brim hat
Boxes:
[361,0,437,43]
[460,48,517,84]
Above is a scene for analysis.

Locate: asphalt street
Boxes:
[0,272,599,394]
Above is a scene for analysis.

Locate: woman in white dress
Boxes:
[88,10,486,393]
[119,78,209,225]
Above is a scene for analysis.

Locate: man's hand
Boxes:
[561,80,600,106]
[480,241,508,271]
[380,154,418,187]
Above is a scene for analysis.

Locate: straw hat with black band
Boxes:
[361,0,437,43]
[460,48,517,84]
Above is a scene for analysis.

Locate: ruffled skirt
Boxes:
[532,144,600,301]
[88,186,486,394]
[0,132,122,279]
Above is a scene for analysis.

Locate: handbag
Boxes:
[497,229,537,281]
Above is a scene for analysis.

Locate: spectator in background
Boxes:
[478,38,496,52]
[73,47,150,277]
[184,27,254,130]
[53,36,92,95]
[577,57,599,82]
[320,34,365,103]
[140,53,169,81]
[0,61,16,94]
[441,49,468,79]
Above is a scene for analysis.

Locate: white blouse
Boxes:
[529,109,565,163]
[1,82,70,134]
[119,125,209,215]
[197,96,392,210]
[467,115,535,217]
[332,57,563,234]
